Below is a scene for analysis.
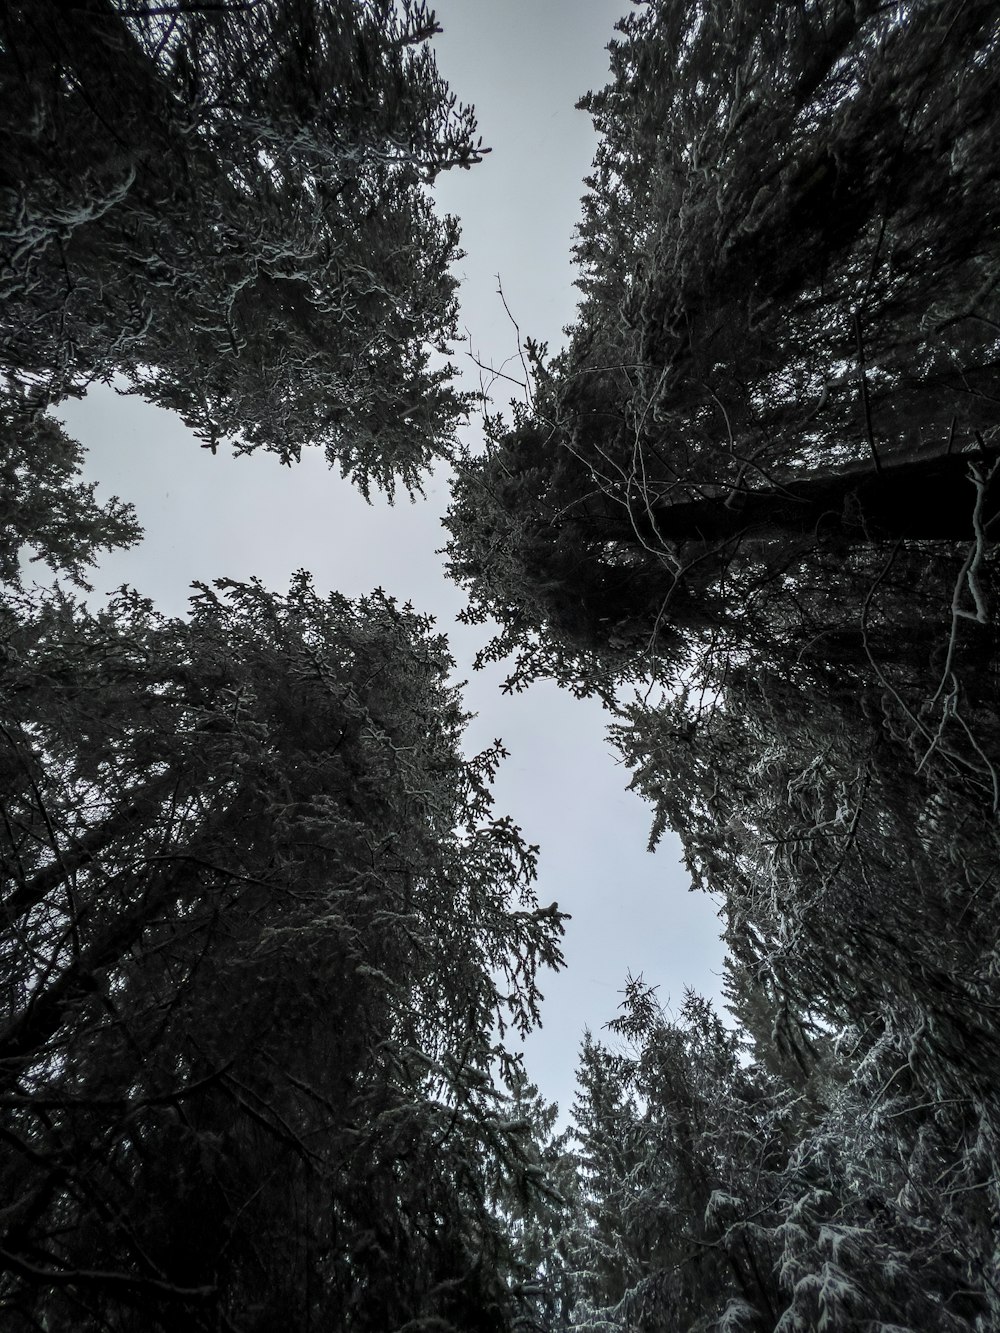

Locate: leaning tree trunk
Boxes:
[637,444,1000,547]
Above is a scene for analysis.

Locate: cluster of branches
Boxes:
[446,0,1000,689]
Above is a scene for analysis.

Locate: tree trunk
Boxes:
[0,776,177,935]
[640,447,1000,547]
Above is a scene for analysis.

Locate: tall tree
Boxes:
[1,0,483,494]
[442,8,1000,1321]
[570,985,792,1332]
[0,574,566,1330]
[484,1070,579,1332]
[609,663,1000,1328]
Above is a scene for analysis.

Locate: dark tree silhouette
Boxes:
[445,0,1000,687]
[444,6,1000,1324]
[0,576,566,1330]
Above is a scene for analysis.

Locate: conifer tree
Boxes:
[2,0,483,494]
[0,575,566,1330]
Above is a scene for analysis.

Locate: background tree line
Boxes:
[4,0,1000,1329]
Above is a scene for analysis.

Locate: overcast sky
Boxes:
[55,1,725,1122]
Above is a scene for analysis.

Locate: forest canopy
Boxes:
[4,0,1000,1329]
[444,0,1000,1327]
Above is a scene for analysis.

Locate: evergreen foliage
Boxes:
[1,0,482,494]
[0,390,141,588]
[0,573,567,1329]
[7,0,1000,1327]
[445,0,1000,685]
[568,982,996,1331]
[442,1,1000,1328]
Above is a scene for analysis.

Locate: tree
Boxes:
[609,666,1000,1329]
[0,389,140,589]
[570,1024,654,1326]
[484,1070,579,1332]
[442,9,1000,1320]
[1,0,484,494]
[444,0,1000,685]
[569,983,997,1333]
[0,574,566,1330]
[570,985,792,1333]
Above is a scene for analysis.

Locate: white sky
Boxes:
[54,1,725,1122]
